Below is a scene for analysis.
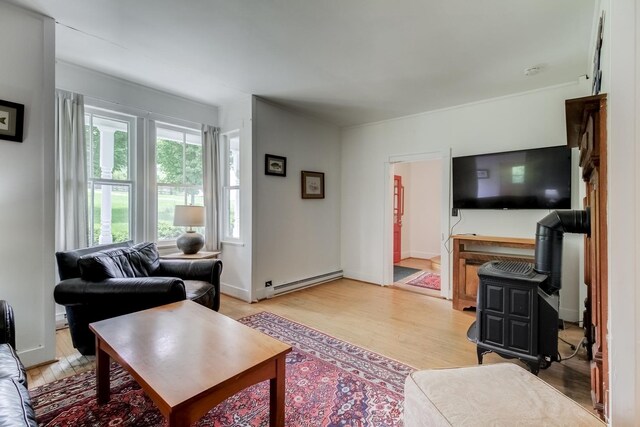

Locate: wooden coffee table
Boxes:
[89,301,292,426]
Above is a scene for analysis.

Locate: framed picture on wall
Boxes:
[301,170,324,199]
[265,154,287,177]
[0,99,24,143]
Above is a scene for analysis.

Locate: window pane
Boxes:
[229,135,240,186]
[90,183,131,245]
[158,186,186,241]
[228,188,240,239]
[157,186,204,241]
[112,130,129,180]
[185,142,203,185]
[157,126,185,143]
[91,116,130,180]
[156,138,184,184]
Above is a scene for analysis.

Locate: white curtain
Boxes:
[202,125,221,251]
[55,90,88,251]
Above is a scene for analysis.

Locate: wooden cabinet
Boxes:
[565,94,608,420]
[452,235,535,310]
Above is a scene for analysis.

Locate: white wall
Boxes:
[218,95,254,302]
[0,3,56,367]
[604,0,640,423]
[408,160,442,260]
[341,82,589,321]
[252,98,341,298]
[56,61,219,127]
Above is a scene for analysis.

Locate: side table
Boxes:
[160,251,221,260]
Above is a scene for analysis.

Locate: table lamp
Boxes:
[174,205,205,254]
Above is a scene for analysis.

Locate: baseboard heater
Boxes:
[273,270,343,295]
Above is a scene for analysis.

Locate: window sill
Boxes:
[221,240,245,247]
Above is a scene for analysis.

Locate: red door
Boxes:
[393,175,404,263]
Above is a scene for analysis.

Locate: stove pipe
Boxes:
[534,209,590,294]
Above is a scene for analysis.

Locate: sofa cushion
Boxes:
[79,242,160,281]
[55,241,134,280]
[0,378,37,427]
[0,344,26,386]
[404,363,605,426]
[184,280,215,310]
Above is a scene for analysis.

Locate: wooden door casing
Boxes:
[565,94,608,420]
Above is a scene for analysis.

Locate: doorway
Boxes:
[386,152,450,299]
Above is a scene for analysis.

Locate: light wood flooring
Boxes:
[27,278,593,412]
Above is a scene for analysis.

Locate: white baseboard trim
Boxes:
[401,251,411,260]
[273,271,343,297]
[55,312,68,329]
[409,251,439,259]
[342,270,381,285]
[559,307,579,323]
[220,282,251,303]
[17,346,56,369]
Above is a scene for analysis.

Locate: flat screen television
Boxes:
[452,146,571,210]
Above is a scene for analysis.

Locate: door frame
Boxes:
[382,149,452,299]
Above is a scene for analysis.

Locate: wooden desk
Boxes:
[89,301,291,426]
[452,235,535,310]
[160,251,221,260]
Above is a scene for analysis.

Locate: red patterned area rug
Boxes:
[32,312,414,426]
[405,272,441,290]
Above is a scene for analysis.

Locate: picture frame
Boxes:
[0,99,25,143]
[592,12,605,95]
[476,169,489,179]
[301,171,325,199]
[265,154,287,177]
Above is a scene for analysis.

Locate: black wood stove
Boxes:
[467,209,590,374]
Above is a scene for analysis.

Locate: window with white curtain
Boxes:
[83,104,207,247]
[154,123,204,243]
[222,130,240,241]
[84,107,136,246]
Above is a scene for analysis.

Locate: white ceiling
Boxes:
[10,0,596,126]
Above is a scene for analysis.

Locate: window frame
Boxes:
[221,130,241,242]
[151,121,204,246]
[84,106,137,246]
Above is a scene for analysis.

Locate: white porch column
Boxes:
[93,116,127,245]
[98,128,115,244]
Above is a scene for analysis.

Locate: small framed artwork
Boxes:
[301,171,325,199]
[0,99,25,143]
[476,169,489,179]
[265,154,287,177]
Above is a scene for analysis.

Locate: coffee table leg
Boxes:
[269,356,286,427]
[96,337,111,404]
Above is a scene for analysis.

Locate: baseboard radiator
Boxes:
[273,270,343,295]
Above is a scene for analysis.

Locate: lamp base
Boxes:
[176,231,204,255]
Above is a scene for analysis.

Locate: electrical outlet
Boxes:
[452,208,459,217]
[265,280,273,287]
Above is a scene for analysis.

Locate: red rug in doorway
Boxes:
[405,272,441,290]
[32,312,414,426]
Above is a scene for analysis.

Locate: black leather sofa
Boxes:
[0,300,37,427]
[54,241,222,355]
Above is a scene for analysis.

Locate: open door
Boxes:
[393,175,403,264]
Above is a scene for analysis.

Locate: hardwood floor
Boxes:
[28,278,592,412]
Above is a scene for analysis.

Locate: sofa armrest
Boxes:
[156,259,222,310]
[156,259,222,282]
[54,277,187,307]
[0,300,16,349]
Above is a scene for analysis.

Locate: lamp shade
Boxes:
[173,205,205,227]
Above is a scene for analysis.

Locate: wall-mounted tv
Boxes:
[452,146,571,210]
